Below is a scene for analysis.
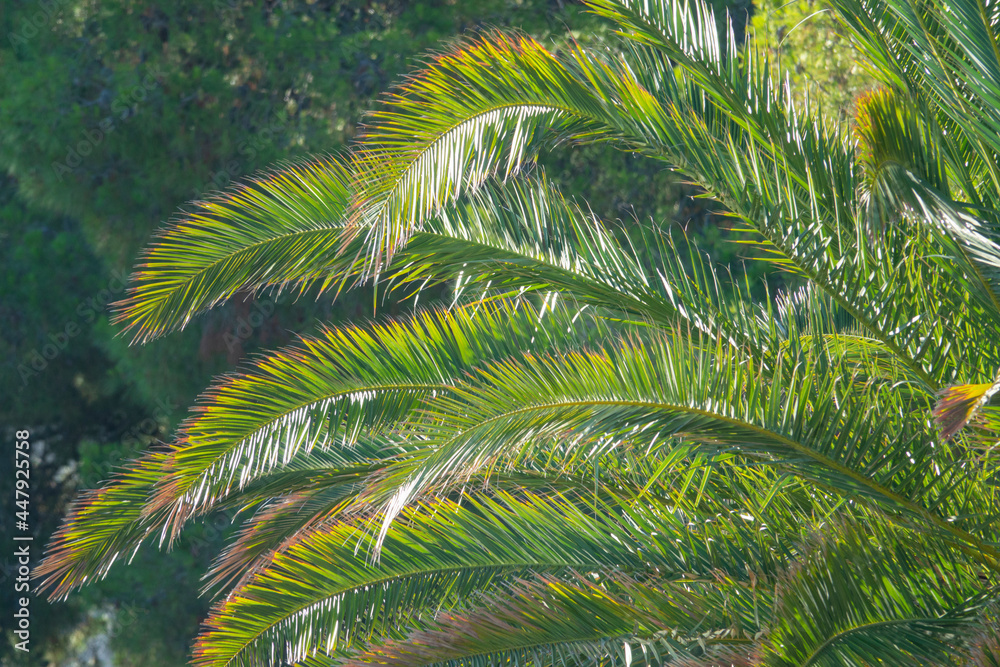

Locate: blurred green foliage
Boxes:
[750,0,873,120]
[1,0,598,263]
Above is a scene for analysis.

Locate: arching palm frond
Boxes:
[340,573,752,667]
[145,301,612,528]
[367,329,995,562]
[759,522,997,666]
[192,490,776,667]
[34,450,174,601]
[35,300,617,599]
[114,158,364,344]
[348,32,628,275]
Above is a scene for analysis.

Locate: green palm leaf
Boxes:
[200,449,380,596]
[192,490,774,667]
[759,522,997,666]
[34,451,173,601]
[35,301,613,599]
[370,330,994,560]
[341,573,752,667]
[114,157,364,343]
[150,301,603,521]
[348,32,618,274]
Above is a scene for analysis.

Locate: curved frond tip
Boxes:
[114,156,362,344]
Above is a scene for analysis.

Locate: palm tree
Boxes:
[36,0,1000,663]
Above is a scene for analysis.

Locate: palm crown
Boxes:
[37,0,1000,664]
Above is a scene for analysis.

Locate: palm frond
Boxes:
[368,330,995,562]
[201,463,372,596]
[35,302,613,599]
[191,490,773,667]
[390,175,678,327]
[341,573,752,667]
[348,32,625,275]
[759,521,997,666]
[150,300,606,533]
[392,174,809,367]
[35,450,173,600]
[114,157,363,343]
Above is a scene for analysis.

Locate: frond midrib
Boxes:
[360,101,587,223]
[797,616,961,667]
[352,619,756,666]
[216,559,667,667]
[132,223,351,313]
[421,396,999,566]
[365,628,636,667]
[166,382,455,502]
[403,231,668,320]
